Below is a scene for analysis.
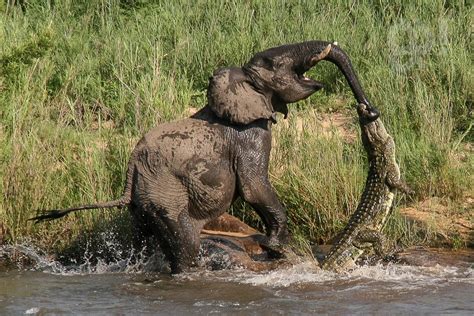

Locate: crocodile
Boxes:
[320,103,412,272]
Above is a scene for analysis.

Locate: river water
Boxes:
[1,244,473,315]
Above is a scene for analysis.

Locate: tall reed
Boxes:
[1,0,471,253]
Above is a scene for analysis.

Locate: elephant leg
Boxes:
[154,210,201,274]
[247,189,289,249]
[129,203,156,254]
[236,128,289,250]
[130,204,180,273]
[130,201,187,271]
[238,178,289,249]
[131,163,202,273]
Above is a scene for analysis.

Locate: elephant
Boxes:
[31,40,379,274]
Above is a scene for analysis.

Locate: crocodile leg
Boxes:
[354,229,387,257]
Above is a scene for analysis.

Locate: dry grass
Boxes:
[0,1,472,257]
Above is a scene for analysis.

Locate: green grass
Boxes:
[0,0,472,256]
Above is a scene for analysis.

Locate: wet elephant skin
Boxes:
[31,41,377,273]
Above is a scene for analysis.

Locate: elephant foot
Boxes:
[265,229,290,251]
[259,243,286,259]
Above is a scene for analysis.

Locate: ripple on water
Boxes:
[1,242,473,315]
[1,242,473,287]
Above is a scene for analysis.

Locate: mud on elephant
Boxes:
[31,41,379,274]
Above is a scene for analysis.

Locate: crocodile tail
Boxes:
[29,150,138,224]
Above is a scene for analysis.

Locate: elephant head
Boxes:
[207,40,379,125]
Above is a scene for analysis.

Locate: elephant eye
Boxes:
[259,57,273,69]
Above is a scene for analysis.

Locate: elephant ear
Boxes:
[207,67,273,125]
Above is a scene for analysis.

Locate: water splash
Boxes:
[24,307,41,315]
[0,233,241,275]
[230,262,474,288]
[173,256,474,291]
[2,239,473,291]
[0,238,168,275]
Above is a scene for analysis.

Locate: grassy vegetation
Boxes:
[0,0,472,257]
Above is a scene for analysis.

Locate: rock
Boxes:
[203,213,258,235]
[200,214,292,271]
[200,234,289,272]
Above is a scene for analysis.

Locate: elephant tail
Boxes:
[28,198,129,223]
[29,150,138,224]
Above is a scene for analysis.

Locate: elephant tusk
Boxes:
[310,43,332,65]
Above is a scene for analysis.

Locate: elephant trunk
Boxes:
[301,41,379,119]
